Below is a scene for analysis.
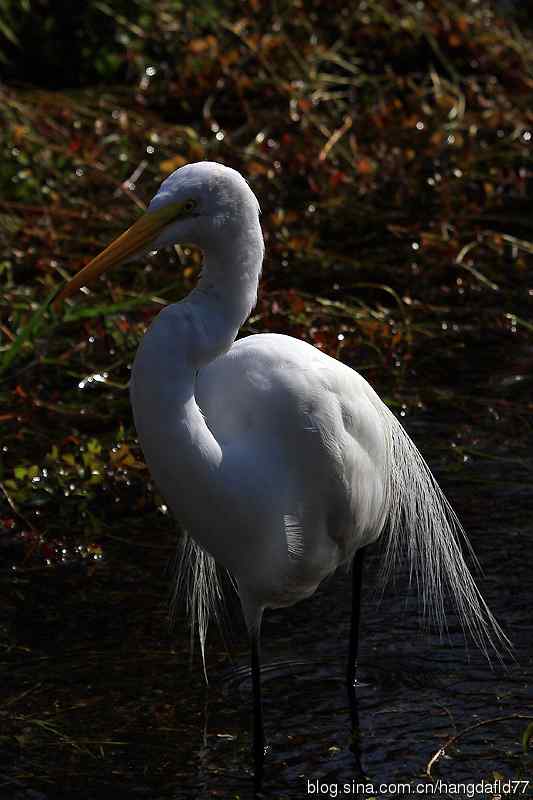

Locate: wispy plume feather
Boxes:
[171,531,228,681]
[375,400,511,660]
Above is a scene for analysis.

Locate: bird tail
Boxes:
[375,400,511,661]
[170,531,230,681]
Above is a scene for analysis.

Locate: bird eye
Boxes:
[183,199,196,213]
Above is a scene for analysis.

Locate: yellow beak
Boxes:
[54,202,183,308]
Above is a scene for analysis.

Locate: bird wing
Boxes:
[196,333,388,581]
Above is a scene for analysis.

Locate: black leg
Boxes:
[346,546,366,767]
[251,630,265,794]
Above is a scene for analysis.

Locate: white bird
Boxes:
[56,161,508,792]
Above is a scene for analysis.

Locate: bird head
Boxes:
[54,161,260,306]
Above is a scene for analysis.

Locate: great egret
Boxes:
[56,161,508,791]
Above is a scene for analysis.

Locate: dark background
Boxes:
[1,1,532,798]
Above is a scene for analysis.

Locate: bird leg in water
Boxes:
[251,630,265,794]
[346,546,367,767]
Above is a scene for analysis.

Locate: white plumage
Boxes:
[57,161,508,791]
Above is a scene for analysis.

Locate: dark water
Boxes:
[2,340,532,800]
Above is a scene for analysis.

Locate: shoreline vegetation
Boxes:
[1,0,531,557]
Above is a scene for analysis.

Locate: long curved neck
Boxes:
[187,220,263,364]
[130,213,263,557]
